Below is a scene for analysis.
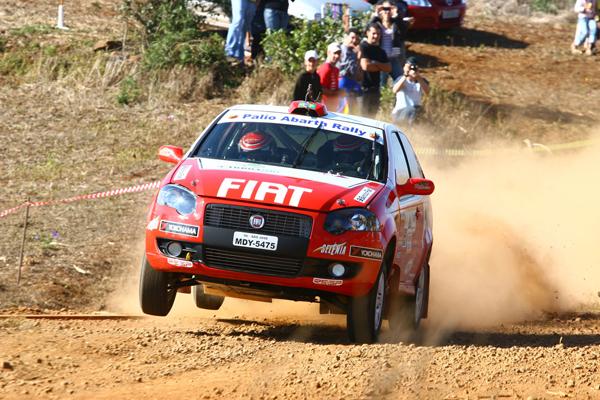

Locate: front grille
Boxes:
[204,204,312,238]
[204,247,303,277]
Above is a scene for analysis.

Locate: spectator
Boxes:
[338,28,363,114]
[293,50,323,101]
[370,0,411,88]
[225,0,257,64]
[317,43,342,111]
[571,0,597,55]
[391,57,429,125]
[263,0,290,31]
[250,1,266,61]
[359,23,391,117]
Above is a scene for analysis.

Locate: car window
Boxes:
[192,121,386,182]
[397,133,425,179]
[387,131,410,185]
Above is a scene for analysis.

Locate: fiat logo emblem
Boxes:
[249,215,265,229]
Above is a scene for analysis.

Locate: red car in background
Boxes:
[404,0,466,30]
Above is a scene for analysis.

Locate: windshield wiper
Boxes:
[291,122,324,169]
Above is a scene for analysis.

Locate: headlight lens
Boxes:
[405,0,432,7]
[157,184,197,215]
[324,208,380,235]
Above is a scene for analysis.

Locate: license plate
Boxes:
[233,231,278,251]
[442,9,460,19]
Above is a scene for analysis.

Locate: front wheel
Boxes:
[347,264,387,344]
[139,256,177,316]
[389,263,430,335]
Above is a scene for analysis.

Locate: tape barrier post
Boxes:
[56,0,68,30]
[17,198,31,286]
[0,181,161,221]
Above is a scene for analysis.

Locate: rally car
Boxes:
[140,101,434,343]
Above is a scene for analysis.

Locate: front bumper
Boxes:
[145,198,385,298]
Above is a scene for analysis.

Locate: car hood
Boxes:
[170,158,384,212]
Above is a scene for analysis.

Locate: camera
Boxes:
[409,64,418,71]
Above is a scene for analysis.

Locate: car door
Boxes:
[397,132,430,286]
[386,130,418,293]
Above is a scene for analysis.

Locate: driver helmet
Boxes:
[333,135,366,164]
[238,132,274,161]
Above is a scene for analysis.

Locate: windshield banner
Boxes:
[218,111,384,145]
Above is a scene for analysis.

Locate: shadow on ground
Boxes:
[409,27,529,49]
[183,314,600,348]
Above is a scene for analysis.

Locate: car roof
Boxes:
[227,104,391,132]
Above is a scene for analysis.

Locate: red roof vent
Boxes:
[288,101,327,117]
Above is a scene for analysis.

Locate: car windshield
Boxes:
[192,120,386,182]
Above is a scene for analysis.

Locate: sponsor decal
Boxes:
[312,277,343,287]
[217,111,385,144]
[217,178,312,207]
[159,220,199,237]
[249,214,265,229]
[354,187,376,203]
[167,257,193,268]
[201,158,372,189]
[313,242,347,256]
[174,164,192,181]
[350,246,383,260]
[146,216,160,230]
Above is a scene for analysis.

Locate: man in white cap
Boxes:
[317,42,342,111]
[292,50,323,101]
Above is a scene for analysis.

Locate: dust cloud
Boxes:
[425,136,600,331]
[109,135,600,333]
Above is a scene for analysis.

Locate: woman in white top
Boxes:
[392,57,429,125]
[370,0,412,88]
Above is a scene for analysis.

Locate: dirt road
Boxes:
[1,304,600,400]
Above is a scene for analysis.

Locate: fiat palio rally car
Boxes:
[140,101,434,343]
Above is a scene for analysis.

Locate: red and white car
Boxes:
[404,0,466,30]
[140,101,434,343]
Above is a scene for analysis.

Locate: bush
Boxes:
[262,15,368,76]
[122,0,227,71]
[117,76,142,105]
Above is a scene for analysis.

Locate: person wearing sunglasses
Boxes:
[370,0,412,88]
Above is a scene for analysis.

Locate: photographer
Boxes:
[391,57,429,125]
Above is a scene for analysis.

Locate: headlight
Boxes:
[324,208,380,235]
[405,0,432,7]
[157,184,197,215]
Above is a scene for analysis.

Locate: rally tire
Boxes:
[347,264,387,344]
[139,256,177,316]
[192,284,225,310]
[389,263,430,335]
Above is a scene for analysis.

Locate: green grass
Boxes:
[10,24,54,37]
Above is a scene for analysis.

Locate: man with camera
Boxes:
[391,57,429,125]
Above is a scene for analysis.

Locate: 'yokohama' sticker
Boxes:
[160,220,199,237]
[349,246,383,260]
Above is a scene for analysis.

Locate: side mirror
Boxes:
[158,145,184,164]
[397,178,435,196]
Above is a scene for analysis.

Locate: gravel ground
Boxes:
[1,310,599,400]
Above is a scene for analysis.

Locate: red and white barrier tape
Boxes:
[0,181,161,219]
